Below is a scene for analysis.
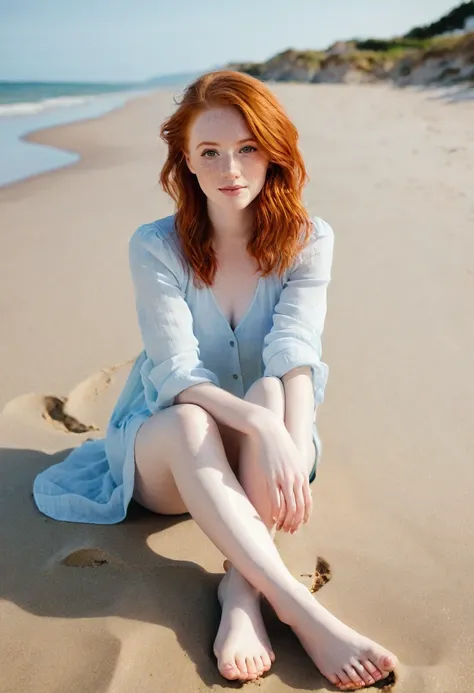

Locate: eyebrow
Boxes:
[196,137,256,149]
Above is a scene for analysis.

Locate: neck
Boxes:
[207,200,254,247]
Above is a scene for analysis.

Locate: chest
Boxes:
[210,253,261,332]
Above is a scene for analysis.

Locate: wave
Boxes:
[0,94,99,118]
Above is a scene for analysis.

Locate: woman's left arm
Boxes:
[282,366,315,461]
[262,217,335,451]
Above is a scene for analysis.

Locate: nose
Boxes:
[220,152,241,179]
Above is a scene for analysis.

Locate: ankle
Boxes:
[224,566,260,603]
[267,577,314,626]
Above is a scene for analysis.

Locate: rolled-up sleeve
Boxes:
[129,225,220,412]
[262,217,335,407]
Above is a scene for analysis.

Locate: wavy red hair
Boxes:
[159,70,312,286]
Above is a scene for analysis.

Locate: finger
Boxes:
[282,480,297,533]
[302,477,313,524]
[290,477,306,533]
[276,489,286,531]
[268,479,281,525]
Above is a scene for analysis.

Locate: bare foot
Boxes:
[285,586,398,690]
[213,562,276,681]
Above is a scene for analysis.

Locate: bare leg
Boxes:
[133,400,398,690]
[213,377,290,681]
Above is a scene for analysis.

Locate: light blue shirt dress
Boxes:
[33,213,334,524]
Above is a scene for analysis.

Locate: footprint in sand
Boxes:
[1,357,135,434]
[300,555,333,594]
[60,548,124,568]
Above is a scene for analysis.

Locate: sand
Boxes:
[0,83,473,693]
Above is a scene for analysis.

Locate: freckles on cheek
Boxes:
[196,160,211,177]
[249,155,268,175]
[198,157,214,171]
[197,160,218,185]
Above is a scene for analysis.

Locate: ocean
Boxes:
[0,81,154,188]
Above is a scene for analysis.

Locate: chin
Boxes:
[213,192,253,210]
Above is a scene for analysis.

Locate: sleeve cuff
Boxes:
[263,340,329,407]
[144,360,220,412]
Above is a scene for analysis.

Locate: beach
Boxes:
[0,83,152,187]
[0,82,473,693]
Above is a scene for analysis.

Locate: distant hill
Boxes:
[226,1,474,87]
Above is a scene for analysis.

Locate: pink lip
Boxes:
[219,185,245,191]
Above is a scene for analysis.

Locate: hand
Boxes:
[248,409,313,534]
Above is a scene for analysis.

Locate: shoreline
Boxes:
[0,88,159,189]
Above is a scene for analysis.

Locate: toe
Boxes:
[362,659,382,680]
[235,655,249,679]
[373,652,397,673]
[260,654,271,672]
[350,659,375,687]
[246,656,258,679]
[343,665,365,688]
[219,662,240,680]
[382,653,398,670]
[253,656,263,677]
[337,671,352,688]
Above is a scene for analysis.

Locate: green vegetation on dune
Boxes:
[353,38,432,53]
[355,32,472,56]
[405,0,474,39]
[349,33,474,66]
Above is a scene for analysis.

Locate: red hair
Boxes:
[159,70,312,287]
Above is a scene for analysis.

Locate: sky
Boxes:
[0,0,464,83]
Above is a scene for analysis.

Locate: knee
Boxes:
[245,376,285,417]
[245,376,284,399]
[171,403,220,442]
[139,403,212,447]
[173,402,215,427]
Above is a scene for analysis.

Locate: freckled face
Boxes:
[185,106,269,211]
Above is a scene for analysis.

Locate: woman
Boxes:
[34,70,398,690]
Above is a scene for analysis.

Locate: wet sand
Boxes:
[0,83,473,693]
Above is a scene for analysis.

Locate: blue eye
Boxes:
[241,145,257,153]
[202,149,217,157]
